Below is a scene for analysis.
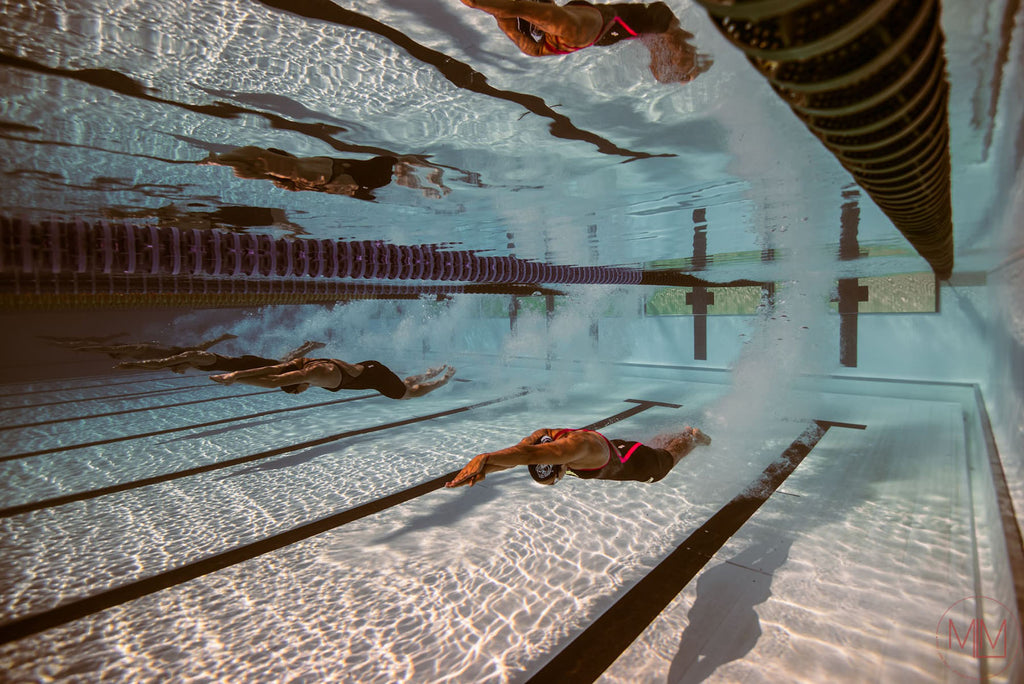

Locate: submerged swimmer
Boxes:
[446,425,711,487]
[114,341,325,374]
[462,0,712,83]
[201,146,451,201]
[210,358,457,400]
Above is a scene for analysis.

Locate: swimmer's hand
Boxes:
[446,454,488,488]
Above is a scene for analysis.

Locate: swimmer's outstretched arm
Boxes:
[445,429,606,487]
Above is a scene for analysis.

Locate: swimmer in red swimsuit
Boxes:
[446,425,710,487]
[461,0,712,83]
[210,358,456,400]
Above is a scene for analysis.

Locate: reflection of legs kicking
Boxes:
[193,332,237,351]
[76,333,237,360]
[281,340,325,362]
[39,333,128,347]
[76,342,163,357]
[401,365,457,399]
[116,350,218,371]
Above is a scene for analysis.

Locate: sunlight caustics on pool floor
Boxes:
[0,360,1012,682]
[0,0,1021,680]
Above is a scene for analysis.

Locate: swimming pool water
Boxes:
[1,0,1023,681]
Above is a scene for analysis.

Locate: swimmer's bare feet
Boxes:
[210,373,233,384]
[685,426,711,446]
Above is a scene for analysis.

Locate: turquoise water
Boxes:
[1,0,1023,681]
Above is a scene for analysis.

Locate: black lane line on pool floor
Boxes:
[0,388,279,431]
[0,380,228,412]
[527,419,868,684]
[0,397,679,645]
[0,389,530,518]
[0,372,203,400]
[1,393,380,462]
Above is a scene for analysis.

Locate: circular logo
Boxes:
[935,596,1019,679]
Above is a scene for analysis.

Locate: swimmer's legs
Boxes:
[209,358,308,385]
[211,358,341,390]
[210,369,312,389]
[656,427,712,466]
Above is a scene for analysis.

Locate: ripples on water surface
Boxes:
[0,0,966,276]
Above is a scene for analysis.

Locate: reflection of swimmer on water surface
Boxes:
[201,146,452,201]
[446,425,711,488]
[114,341,325,374]
[57,333,237,361]
[210,357,457,400]
[462,0,712,84]
[37,333,129,347]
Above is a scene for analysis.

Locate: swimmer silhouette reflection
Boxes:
[115,341,325,374]
[202,146,452,201]
[40,332,237,361]
[463,0,712,84]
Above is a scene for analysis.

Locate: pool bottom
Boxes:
[0,361,1018,682]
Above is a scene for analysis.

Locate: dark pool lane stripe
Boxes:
[0,390,531,519]
[586,399,681,429]
[526,419,868,684]
[0,380,220,412]
[0,397,678,645]
[0,388,277,431]
[1,393,379,463]
[0,373,199,400]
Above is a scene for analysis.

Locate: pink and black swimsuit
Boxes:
[554,428,676,483]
